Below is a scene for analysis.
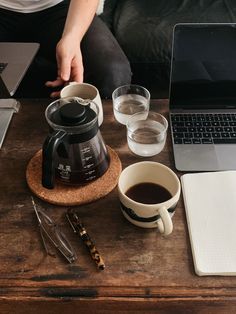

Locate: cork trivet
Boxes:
[26,146,122,206]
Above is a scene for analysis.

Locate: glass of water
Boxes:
[112,84,150,125]
[126,111,168,157]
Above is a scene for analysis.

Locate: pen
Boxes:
[66,211,105,270]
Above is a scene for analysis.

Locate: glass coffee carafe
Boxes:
[42,97,110,189]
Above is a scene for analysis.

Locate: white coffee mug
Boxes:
[60,82,103,126]
[118,161,181,236]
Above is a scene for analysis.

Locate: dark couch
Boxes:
[16,0,236,99]
[100,0,236,98]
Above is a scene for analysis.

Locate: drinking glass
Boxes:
[112,84,150,125]
[126,111,168,157]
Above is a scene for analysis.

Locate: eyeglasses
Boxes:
[31,197,77,263]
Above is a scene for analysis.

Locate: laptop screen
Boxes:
[169,24,236,109]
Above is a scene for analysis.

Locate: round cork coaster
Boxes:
[26,146,122,206]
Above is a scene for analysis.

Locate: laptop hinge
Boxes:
[0,99,20,149]
[0,75,10,98]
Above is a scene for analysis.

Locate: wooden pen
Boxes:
[66,211,105,270]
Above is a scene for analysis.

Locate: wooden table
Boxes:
[1,99,236,314]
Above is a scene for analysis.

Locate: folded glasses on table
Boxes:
[31,197,77,264]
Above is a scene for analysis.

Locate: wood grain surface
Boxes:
[0,99,236,314]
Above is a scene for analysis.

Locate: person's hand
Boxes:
[45,36,84,97]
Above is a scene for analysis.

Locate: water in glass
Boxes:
[113,94,148,125]
[127,120,167,157]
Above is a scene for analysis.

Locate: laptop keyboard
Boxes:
[0,63,7,74]
[170,113,236,144]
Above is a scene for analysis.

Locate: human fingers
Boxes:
[45,77,64,88]
[70,57,84,83]
[58,54,72,82]
[49,90,61,98]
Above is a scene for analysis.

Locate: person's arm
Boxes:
[46,0,99,97]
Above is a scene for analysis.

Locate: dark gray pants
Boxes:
[0,2,132,98]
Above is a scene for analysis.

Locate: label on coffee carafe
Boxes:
[57,164,72,182]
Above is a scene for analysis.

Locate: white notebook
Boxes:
[181,171,236,276]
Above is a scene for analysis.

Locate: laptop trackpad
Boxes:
[174,145,219,171]
[215,145,236,170]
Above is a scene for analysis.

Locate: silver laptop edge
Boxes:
[169,23,236,171]
[0,42,39,148]
[0,42,40,96]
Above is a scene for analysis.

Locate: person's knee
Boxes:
[87,56,132,99]
[82,16,132,98]
[100,58,132,98]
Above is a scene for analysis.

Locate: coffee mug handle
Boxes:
[157,206,173,236]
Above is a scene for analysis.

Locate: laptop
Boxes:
[169,23,236,171]
[0,42,39,97]
[0,42,39,148]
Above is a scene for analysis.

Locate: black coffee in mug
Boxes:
[125,182,172,204]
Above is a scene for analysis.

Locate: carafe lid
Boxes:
[51,100,96,126]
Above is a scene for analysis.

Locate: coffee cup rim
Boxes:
[118,161,181,207]
[60,82,99,97]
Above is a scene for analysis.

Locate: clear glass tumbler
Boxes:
[126,111,168,157]
[112,84,150,125]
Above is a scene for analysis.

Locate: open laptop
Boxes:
[0,42,39,148]
[169,23,236,171]
[0,42,39,97]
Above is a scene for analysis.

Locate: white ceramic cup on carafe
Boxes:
[60,82,103,126]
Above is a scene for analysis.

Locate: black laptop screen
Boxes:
[169,24,236,109]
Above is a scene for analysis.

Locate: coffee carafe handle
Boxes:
[42,130,67,189]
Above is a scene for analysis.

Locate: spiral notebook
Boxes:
[181,171,236,276]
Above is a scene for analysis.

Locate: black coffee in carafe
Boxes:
[42,97,110,189]
[54,137,109,185]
